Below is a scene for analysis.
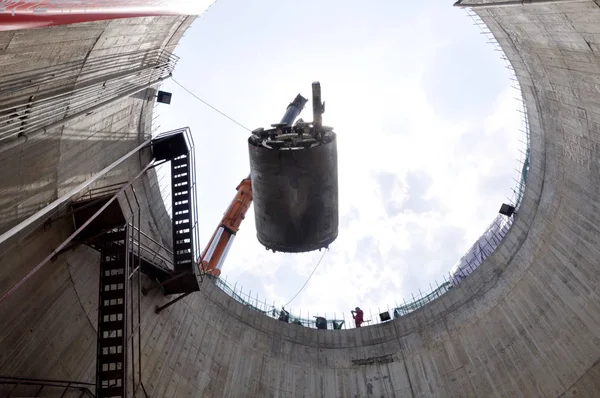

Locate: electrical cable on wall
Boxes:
[171,77,252,132]
[283,248,329,307]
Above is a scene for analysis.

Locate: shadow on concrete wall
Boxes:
[0,135,140,235]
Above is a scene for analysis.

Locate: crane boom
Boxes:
[199,176,252,276]
[199,93,307,277]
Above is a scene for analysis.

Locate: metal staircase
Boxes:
[42,127,201,396]
[95,229,128,398]
[172,154,194,273]
[0,126,202,397]
[70,186,150,398]
[144,127,202,295]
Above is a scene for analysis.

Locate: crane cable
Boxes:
[283,248,329,307]
[170,77,252,132]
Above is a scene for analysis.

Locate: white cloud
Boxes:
[158,1,524,322]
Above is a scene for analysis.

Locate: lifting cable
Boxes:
[283,248,329,307]
[170,77,252,132]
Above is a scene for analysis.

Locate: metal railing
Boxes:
[127,224,174,272]
[0,376,95,397]
[213,276,346,330]
[121,188,150,398]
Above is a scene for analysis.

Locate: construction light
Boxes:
[499,203,516,217]
[157,91,172,104]
[379,311,391,322]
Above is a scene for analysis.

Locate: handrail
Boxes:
[0,376,95,397]
[128,224,173,256]
[130,239,173,270]
[0,376,94,386]
[84,182,129,200]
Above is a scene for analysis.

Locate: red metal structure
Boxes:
[0,0,214,31]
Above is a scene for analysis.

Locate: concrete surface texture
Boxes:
[2,1,600,397]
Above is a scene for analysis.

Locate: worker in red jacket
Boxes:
[351,307,364,328]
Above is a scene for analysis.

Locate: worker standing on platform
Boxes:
[351,307,364,328]
[278,307,290,323]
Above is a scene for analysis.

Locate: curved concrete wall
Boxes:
[0,14,194,396]
[2,1,600,397]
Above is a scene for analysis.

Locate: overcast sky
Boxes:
[156,0,523,322]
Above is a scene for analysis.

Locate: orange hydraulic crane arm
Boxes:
[199,176,252,277]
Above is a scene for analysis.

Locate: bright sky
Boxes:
[156,0,523,321]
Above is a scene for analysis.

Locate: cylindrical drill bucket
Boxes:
[248,131,338,253]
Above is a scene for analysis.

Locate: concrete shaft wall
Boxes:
[0,15,194,395]
[2,1,600,397]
